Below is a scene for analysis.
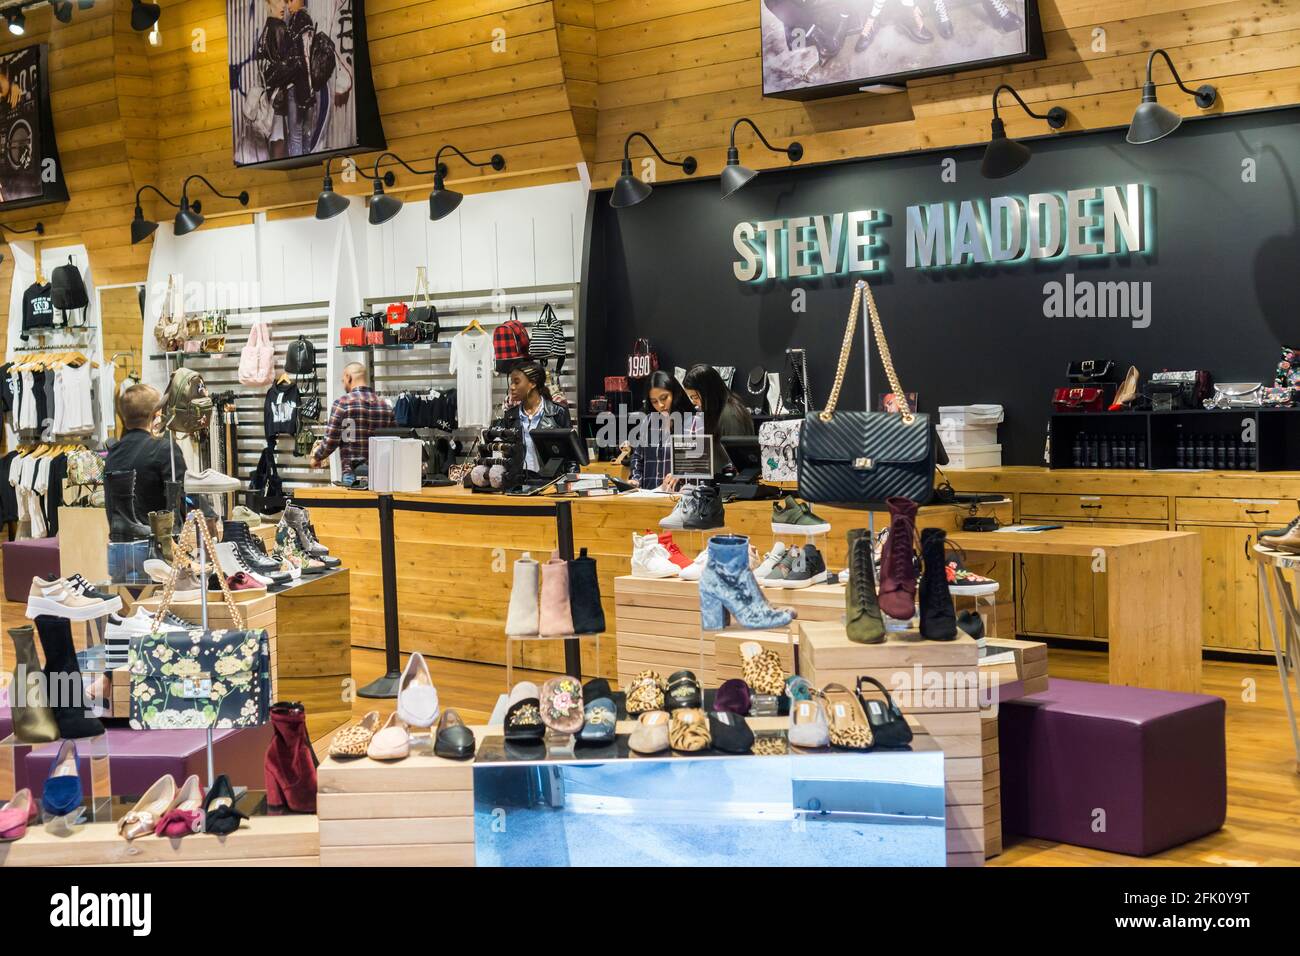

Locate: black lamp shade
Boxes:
[368,180,403,225]
[130,208,158,244]
[720,147,757,199]
[610,159,652,208]
[315,179,349,220]
[428,178,463,221]
[1126,85,1182,144]
[173,200,203,236]
[980,118,1032,179]
[131,0,160,31]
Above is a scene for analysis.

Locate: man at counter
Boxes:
[105,383,187,517]
[310,362,394,478]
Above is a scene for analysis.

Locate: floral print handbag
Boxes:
[128,515,271,730]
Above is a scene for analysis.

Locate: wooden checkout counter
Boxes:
[293,462,1287,694]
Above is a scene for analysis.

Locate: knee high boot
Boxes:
[919,528,958,640]
[878,496,919,621]
[9,625,59,743]
[845,529,885,644]
[104,471,150,542]
[35,616,106,739]
[264,702,318,813]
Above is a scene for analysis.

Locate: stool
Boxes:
[999,678,1225,856]
[2,537,60,603]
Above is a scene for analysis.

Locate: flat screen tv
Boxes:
[0,44,68,210]
[227,0,386,169]
[761,0,1046,100]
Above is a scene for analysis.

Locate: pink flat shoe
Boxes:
[0,789,33,841]
[155,775,204,838]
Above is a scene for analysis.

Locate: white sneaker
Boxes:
[679,550,709,582]
[25,577,120,621]
[183,469,242,493]
[215,542,275,587]
[632,532,680,578]
[658,494,691,530]
[753,542,789,581]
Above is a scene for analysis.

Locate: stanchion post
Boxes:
[359,493,402,698]
[554,500,582,678]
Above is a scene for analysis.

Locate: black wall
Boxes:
[582,108,1300,464]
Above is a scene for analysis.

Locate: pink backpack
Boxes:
[238,320,275,387]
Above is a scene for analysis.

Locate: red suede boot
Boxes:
[264,702,318,813]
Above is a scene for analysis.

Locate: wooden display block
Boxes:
[58,506,109,584]
[0,816,319,867]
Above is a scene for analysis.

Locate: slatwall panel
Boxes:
[151,302,332,489]
[357,283,579,440]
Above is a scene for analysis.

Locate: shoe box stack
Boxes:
[938,404,1003,470]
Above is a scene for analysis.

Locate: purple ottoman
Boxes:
[2,537,60,602]
[999,678,1226,857]
[24,725,273,800]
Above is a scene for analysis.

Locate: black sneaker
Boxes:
[682,485,725,530]
[775,544,827,589]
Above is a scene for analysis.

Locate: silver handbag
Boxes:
[1205,383,1263,409]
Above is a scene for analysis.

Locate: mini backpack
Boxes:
[238,320,275,387]
[158,367,212,436]
[285,334,316,375]
[51,257,89,322]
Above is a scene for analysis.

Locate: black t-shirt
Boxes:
[20,282,54,339]
[104,429,187,517]
[0,451,17,523]
[45,453,66,536]
[265,381,301,438]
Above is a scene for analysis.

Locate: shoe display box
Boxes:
[57,507,110,584]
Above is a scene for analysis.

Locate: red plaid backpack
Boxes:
[492,307,530,373]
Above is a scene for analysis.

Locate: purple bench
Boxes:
[2,537,60,602]
[999,678,1226,857]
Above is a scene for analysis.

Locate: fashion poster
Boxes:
[227,0,385,168]
[761,0,1043,99]
[0,44,67,210]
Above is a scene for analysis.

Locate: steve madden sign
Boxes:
[732,183,1150,282]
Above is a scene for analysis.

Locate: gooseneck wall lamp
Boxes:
[610,132,697,208]
[980,84,1068,179]
[174,175,249,236]
[315,158,351,221]
[130,184,190,244]
[0,220,44,237]
[720,118,802,199]
[1126,49,1218,145]
[429,144,506,221]
[366,153,427,225]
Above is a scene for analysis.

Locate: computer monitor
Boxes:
[720,435,762,483]
[530,427,589,479]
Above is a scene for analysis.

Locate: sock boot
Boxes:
[698,534,796,631]
[504,552,540,636]
[149,510,175,563]
[878,496,919,621]
[104,470,150,542]
[9,626,59,743]
[567,547,606,635]
[264,701,318,813]
[919,528,958,640]
[35,615,106,739]
[845,529,885,644]
[538,556,575,638]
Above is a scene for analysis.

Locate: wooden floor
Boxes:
[3,555,1298,867]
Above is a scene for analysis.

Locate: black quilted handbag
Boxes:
[797,280,935,508]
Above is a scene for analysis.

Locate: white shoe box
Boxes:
[938,423,1000,450]
[945,444,1002,469]
[938,404,1005,425]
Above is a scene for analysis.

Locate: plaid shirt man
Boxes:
[312,386,395,476]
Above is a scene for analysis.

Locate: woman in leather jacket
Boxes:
[506,361,571,473]
[255,0,295,159]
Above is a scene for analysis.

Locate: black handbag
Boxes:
[797,280,935,508]
[1066,360,1116,384]
[409,269,439,342]
[249,445,288,514]
[856,676,913,748]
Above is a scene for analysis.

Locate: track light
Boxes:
[1126,49,1218,145]
[315,158,350,220]
[720,118,802,199]
[5,8,24,34]
[52,1,73,23]
[979,84,1067,179]
[130,0,159,32]
[429,144,506,221]
[171,175,248,237]
[610,132,697,208]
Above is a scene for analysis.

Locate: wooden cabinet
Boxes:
[1176,524,1261,651]
[1020,493,1168,522]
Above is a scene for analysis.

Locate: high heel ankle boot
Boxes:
[919,528,958,640]
[104,471,150,542]
[878,497,919,621]
[845,530,885,644]
[9,626,59,743]
[567,548,606,635]
[698,535,796,631]
[35,616,106,739]
[264,702,318,813]
[149,511,174,563]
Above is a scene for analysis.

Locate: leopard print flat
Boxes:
[329,710,382,758]
[740,641,787,696]
[626,670,666,714]
[819,683,875,751]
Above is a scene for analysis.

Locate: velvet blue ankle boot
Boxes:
[699,535,797,631]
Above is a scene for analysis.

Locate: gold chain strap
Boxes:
[151,512,245,632]
[818,279,914,425]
